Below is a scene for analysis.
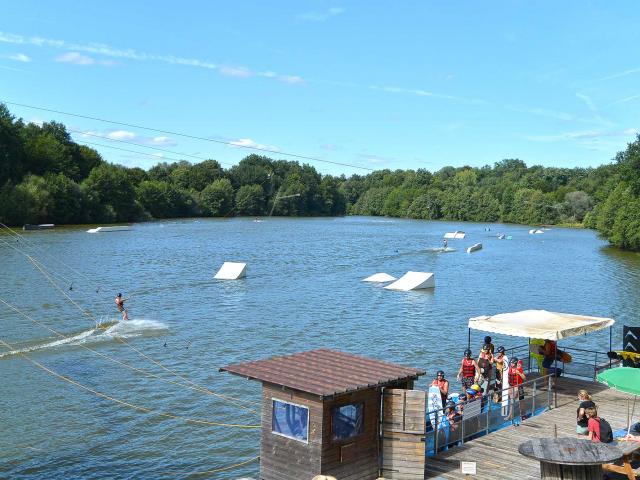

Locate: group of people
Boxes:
[430,336,528,422]
[576,389,612,443]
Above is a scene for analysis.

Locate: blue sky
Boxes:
[1,1,639,176]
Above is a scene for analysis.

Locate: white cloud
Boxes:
[54,51,117,66]
[219,65,252,78]
[298,7,345,22]
[228,138,279,151]
[0,30,302,84]
[8,53,30,62]
[606,94,640,107]
[76,129,177,147]
[596,67,640,82]
[370,84,486,105]
[526,128,638,143]
[107,130,136,140]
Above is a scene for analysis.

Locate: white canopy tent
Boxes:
[468,309,615,341]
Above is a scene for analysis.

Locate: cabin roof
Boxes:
[220,348,426,398]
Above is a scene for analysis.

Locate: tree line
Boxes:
[1,103,638,250]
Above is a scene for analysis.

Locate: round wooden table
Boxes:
[518,437,623,479]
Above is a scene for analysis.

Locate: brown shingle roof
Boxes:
[219,348,426,398]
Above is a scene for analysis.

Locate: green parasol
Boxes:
[597,367,640,396]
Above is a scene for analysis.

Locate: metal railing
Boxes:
[503,343,614,381]
[425,373,554,455]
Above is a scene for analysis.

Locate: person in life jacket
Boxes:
[493,345,506,401]
[431,370,449,405]
[115,293,129,321]
[456,349,480,391]
[541,339,557,372]
[507,357,526,420]
[483,336,495,354]
[477,345,494,394]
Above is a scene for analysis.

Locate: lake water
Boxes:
[1,217,639,479]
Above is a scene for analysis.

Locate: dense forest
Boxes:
[1,103,639,250]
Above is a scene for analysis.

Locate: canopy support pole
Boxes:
[467,328,471,350]
[609,326,613,368]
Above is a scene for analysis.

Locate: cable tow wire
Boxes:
[166,454,260,478]
[0,297,259,413]
[0,237,260,410]
[0,338,259,429]
[2,100,375,171]
[0,222,103,294]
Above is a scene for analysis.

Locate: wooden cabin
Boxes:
[220,348,426,480]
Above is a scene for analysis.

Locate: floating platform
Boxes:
[362,273,397,283]
[384,271,435,290]
[214,262,247,280]
[444,231,466,239]
[87,226,132,233]
[528,229,544,234]
[467,243,483,253]
[23,224,55,231]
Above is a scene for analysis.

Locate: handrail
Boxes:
[425,372,554,417]
[425,373,555,455]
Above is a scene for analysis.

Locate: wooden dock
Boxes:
[425,376,638,479]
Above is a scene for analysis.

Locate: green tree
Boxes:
[562,191,593,222]
[407,191,443,219]
[235,184,265,215]
[44,173,84,224]
[199,178,234,216]
[82,164,138,222]
[0,104,25,185]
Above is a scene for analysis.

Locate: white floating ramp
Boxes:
[467,243,483,253]
[384,271,435,291]
[444,231,466,239]
[362,273,397,283]
[87,226,132,233]
[214,262,247,280]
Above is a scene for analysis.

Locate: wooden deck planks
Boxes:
[424,376,637,479]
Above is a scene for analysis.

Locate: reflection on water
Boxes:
[1,217,639,478]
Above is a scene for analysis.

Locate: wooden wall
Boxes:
[260,383,323,480]
[320,389,381,480]
[259,380,417,480]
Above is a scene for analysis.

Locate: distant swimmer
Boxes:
[115,293,129,321]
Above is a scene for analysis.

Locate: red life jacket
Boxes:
[462,358,475,378]
[508,366,523,386]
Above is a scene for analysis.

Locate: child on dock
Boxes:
[576,390,595,435]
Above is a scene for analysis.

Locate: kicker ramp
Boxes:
[362,273,397,283]
[214,262,247,280]
[384,271,435,291]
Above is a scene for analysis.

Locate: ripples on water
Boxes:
[1,217,640,478]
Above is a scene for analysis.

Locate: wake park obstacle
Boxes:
[214,262,247,280]
[384,271,435,291]
[362,273,397,283]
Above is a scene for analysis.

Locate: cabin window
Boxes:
[271,399,309,443]
[331,403,364,440]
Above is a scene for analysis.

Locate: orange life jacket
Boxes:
[431,379,447,389]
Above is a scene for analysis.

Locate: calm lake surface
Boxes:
[2,217,640,479]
